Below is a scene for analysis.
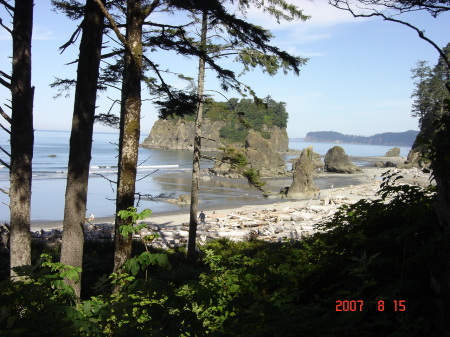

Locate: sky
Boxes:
[1,1,449,139]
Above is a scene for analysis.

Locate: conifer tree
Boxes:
[0,0,35,278]
[157,1,308,260]
[53,0,105,296]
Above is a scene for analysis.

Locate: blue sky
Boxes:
[1,1,449,139]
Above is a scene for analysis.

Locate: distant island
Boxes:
[301,130,419,147]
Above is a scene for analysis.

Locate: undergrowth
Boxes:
[1,172,449,336]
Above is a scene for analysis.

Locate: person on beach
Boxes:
[199,211,206,225]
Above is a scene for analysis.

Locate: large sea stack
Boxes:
[286,147,318,198]
[244,130,286,177]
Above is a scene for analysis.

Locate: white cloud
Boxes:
[33,24,57,40]
[245,1,364,30]
[0,25,55,41]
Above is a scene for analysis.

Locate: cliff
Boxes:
[141,118,289,152]
[304,130,419,147]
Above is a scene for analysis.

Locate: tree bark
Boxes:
[113,0,143,274]
[9,0,34,278]
[59,0,104,297]
[187,10,208,261]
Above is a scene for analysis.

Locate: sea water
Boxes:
[0,130,412,222]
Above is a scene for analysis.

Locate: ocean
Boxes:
[0,130,411,222]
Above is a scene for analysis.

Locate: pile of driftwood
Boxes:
[139,195,360,250]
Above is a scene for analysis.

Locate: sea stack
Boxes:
[286,147,318,199]
[324,146,361,174]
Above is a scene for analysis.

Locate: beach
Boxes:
[29,156,432,247]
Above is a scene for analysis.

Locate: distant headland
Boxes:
[299,130,419,147]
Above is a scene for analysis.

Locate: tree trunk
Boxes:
[187,10,208,261]
[9,0,34,278]
[59,0,104,297]
[113,0,143,274]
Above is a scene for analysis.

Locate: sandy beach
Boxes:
[29,156,432,239]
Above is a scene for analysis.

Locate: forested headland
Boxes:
[303,130,419,146]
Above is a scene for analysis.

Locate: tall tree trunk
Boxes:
[187,10,208,261]
[59,0,104,297]
[113,0,143,274]
[9,0,34,278]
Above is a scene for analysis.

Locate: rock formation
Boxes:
[286,147,318,199]
[209,131,286,178]
[140,118,289,152]
[260,124,289,152]
[324,146,362,174]
[244,130,286,177]
[385,147,401,157]
[140,118,226,151]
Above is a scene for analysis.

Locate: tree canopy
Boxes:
[411,43,450,127]
[166,96,289,143]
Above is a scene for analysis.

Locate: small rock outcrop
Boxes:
[286,147,318,198]
[397,149,430,169]
[324,146,361,174]
[375,161,397,168]
[244,130,286,177]
[385,147,401,157]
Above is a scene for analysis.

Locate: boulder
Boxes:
[286,147,317,198]
[324,146,361,174]
[385,147,401,157]
[375,161,397,168]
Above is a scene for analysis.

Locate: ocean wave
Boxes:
[90,165,116,169]
[138,165,179,169]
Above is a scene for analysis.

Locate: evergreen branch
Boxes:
[143,55,174,98]
[134,191,175,208]
[329,1,450,71]
[92,173,116,193]
[0,0,14,12]
[142,0,161,19]
[0,158,10,170]
[0,122,10,134]
[0,106,11,124]
[0,70,11,80]
[93,0,139,67]
[0,145,11,157]
[136,170,157,182]
[199,136,225,148]
[101,49,124,59]
[142,20,194,30]
[0,71,11,89]
[59,25,82,54]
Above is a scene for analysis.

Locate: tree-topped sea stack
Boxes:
[324,146,361,174]
[141,98,289,152]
